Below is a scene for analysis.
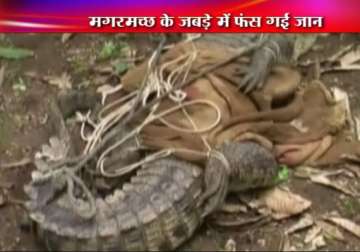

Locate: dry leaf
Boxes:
[310,170,358,197]
[332,87,351,117]
[328,44,354,62]
[324,46,360,72]
[342,154,360,164]
[303,225,327,251]
[305,226,322,243]
[0,65,5,87]
[325,216,360,238]
[220,202,247,213]
[44,72,72,90]
[331,87,353,132]
[224,238,236,252]
[307,235,326,251]
[340,47,360,66]
[61,33,73,43]
[294,166,322,179]
[313,235,326,247]
[257,239,266,247]
[332,87,350,106]
[285,214,314,235]
[344,164,360,178]
[316,220,344,241]
[281,235,293,251]
[258,187,312,220]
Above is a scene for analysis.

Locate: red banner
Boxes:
[0,0,359,32]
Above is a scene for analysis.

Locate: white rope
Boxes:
[97,39,224,177]
[100,149,173,177]
[157,99,221,134]
[83,96,137,154]
[77,111,96,142]
[98,90,138,119]
[87,39,228,179]
[96,99,221,172]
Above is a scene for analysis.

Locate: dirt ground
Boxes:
[0,34,360,251]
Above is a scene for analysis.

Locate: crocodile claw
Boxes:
[238,69,267,94]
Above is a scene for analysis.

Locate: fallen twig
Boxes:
[0,65,5,88]
[309,170,358,197]
[341,154,360,164]
[298,44,355,69]
[325,216,360,239]
[0,158,32,171]
[328,44,355,62]
[211,215,264,227]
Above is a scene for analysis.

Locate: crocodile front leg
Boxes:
[239,35,295,94]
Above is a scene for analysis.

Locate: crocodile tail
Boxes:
[26,158,203,251]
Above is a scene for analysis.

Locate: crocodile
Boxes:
[24,34,294,251]
[25,141,279,251]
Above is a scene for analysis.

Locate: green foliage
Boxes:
[98,40,130,60]
[99,41,117,60]
[342,198,360,217]
[114,62,129,75]
[0,46,34,60]
[274,165,289,184]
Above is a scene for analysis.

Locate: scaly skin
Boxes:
[26,158,203,251]
[26,141,279,251]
